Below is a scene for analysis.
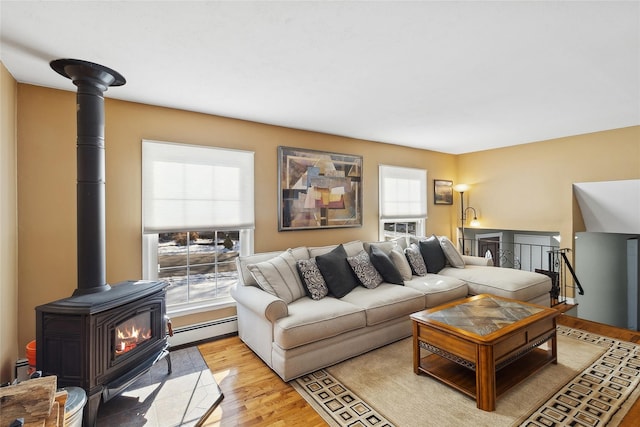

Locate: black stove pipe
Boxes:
[50,59,125,295]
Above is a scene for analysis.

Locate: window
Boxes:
[379,165,427,240]
[142,140,254,312]
[383,221,420,239]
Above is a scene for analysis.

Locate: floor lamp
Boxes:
[453,184,479,254]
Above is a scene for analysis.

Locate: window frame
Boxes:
[378,165,427,240]
[141,140,255,315]
[380,219,425,241]
[143,229,252,316]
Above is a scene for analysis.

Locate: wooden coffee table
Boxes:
[411,294,559,411]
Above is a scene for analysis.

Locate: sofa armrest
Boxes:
[462,255,494,266]
[231,284,288,322]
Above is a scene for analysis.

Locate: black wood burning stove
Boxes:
[36,280,169,426]
[35,59,170,427]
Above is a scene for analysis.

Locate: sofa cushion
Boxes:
[342,240,366,256]
[237,250,287,287]
[340,284,425,326]
[409,235,427,245]
[390,236,408,251]
[462,255,494,266]
[369,245,404,285]
[289,246,311,260]
[296,258,329,300]
[274,297,366,349]
[390,247,413,281]
[308,244,336,258]
[347,250,384,289]
[439,265,552,302]
[363,236,408,251]
[405,243,427,276]
[363,240,396,255]
[247,249,306,303]
[405,274,468,308]
[439,236,465,268]
[316,244,360,298]
[309,240,365,258]
[420,235,446,273]
[364,240,411,280]
[237,246,309,287]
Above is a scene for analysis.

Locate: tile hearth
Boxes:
[97,346,221,426]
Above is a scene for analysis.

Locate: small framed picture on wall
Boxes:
[434,179,453,205]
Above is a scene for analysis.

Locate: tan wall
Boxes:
[13,81,640,357]
[0,62,19,382]
[16,84,457,349]
[456,126,640,251]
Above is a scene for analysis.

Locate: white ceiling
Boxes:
[1,1,638,154]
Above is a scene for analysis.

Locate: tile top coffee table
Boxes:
[410,294,559,411]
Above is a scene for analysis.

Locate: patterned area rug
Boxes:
[291,326,640,427]
[525,327,640,426]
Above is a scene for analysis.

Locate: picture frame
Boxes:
[434,179,453,205]
[278,146,362,231]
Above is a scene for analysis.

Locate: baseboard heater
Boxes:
[168,316,238,347]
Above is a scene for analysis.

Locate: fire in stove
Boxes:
[114,313,153,356]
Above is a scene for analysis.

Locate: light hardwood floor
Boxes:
[197,312,640,426]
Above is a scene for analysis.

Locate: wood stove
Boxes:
[35,59,171,426]
[36,280,170,426]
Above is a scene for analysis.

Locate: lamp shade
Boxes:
[453,183,470,193]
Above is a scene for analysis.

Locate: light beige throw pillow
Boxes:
[390,247,413,280]
[438,236,465,268]
[247,249,306,303]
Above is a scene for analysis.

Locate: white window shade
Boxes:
[379,165,427,220]
[142,140,254,233]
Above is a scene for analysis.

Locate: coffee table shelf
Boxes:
[417,346,556,401]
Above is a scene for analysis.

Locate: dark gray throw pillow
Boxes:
[369,245,404,285]
[315,244,359,298]
[419,235,446,273]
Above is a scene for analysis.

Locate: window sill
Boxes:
[167,297,236,318]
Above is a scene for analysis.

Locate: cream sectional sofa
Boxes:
[231,237,551,381]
